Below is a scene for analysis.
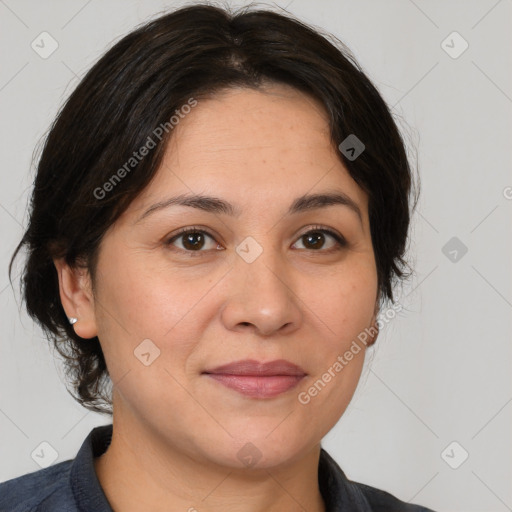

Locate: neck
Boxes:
[94,413,326,512]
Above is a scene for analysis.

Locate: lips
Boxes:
[203,359,307,377]
[202,359,307,398]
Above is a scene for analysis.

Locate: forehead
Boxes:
[128,85,368,220]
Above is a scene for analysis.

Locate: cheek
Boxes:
[295,259,376,417]
[91,250,209,386]
[93,249,188,338]
[303,259,377,343]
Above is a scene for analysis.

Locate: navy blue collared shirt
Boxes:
[0,424,436,511]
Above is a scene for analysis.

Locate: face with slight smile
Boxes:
[72,84,379,469]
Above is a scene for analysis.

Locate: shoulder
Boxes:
[350,480,436,512]
[0,460,75,512]
[318,448,436,512]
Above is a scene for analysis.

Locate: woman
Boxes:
[1,3,435,511]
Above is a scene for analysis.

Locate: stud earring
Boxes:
[68,317,78,325]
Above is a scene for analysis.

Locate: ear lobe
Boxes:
[367,303,380,347]
[53,258,98,339]
[367,319,379,347]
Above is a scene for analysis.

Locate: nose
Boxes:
[220,247,303,337]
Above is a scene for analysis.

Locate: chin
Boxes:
[196,430,312,471]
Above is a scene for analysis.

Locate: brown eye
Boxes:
[292,228,346,252]
[166,228,221,252]
[302,231,326,250]
[181,232,206,250]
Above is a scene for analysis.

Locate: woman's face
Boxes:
[78,84,378,468]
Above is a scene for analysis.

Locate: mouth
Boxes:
[202,359,307,399]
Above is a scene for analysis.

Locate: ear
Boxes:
[366,300,380,347]
[53,258,98,339]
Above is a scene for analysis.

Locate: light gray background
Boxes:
[1,1,511,511]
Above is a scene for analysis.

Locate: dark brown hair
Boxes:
[10,3,418,414]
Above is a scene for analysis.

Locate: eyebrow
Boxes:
[135,190,363,225]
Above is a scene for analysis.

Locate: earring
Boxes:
[69,317,78,325]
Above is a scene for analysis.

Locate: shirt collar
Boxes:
[70,424,113,511]
[69,424,371,512]
[319,447,372,511]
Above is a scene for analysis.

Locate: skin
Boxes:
[54,84,379,512]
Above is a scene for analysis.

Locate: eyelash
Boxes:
[165,225,347,257]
